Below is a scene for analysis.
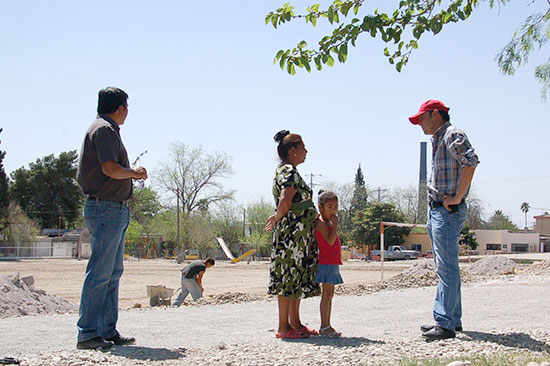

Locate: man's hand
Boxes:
[443,195,462,212]
[132,166,148,180]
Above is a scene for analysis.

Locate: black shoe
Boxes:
[422,326,456,340]
[420,324,462,332]
[76,337,114,350]
[104,334,136,346]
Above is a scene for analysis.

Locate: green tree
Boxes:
[465,190,485,229]
[352,202,410,248]
[485,210,519,231]
[266,1,550,99]
[9,151,83,229]
[127,186,162,252]
[3,203,41,244]
[213,201,242,246]
[389,185,424,224]
[350,164,368,217]
[520,201,530,229]
[0,129,9,234]
[460,224,478,250]
[242,198,275,251]
[154,141,235,216]
[188,211,216,258]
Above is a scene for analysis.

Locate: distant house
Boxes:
[401,229,542,255]
[533,215,550,252]
[473,230,540,255]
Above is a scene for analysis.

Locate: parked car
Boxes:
[369,246,421,261]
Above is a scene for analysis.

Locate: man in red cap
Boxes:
[409,100,479,340]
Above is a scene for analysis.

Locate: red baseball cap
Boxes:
[409,100,449,125]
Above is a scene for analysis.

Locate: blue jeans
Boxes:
[77,198,129,342]
[171,277,202,307]
[427,202,467,331]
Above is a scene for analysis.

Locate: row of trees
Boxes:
[0,132,524,255]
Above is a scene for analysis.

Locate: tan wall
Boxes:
[402,233,431,254]
[474,230,540,255]
[535,217,550,235]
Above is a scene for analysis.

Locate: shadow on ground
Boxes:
[107,346,186,361]
[281,336,384,347]
[461,331,550,352]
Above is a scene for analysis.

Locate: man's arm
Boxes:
[443,166,475,210]
[195,270,205,291]
[102,161,147,180]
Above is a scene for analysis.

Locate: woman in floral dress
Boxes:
[265,130,320,339]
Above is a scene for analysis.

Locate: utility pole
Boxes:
[305,173,322,190]
[176,187,180,254]
[374,187,388,202]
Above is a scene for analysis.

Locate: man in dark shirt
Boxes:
[76,87,147,350]
[172,258,215,307]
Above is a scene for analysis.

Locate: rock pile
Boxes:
[0,273,75,318]
[466,256,517,275]
[336,261,483,296]
[187,292,272,306]
[521,260,550,275]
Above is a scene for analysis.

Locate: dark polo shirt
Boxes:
[77,114,132,202]
[182,260,206,279]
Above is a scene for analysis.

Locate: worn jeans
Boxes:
[427,202,468,331]
[171,278,202,307]
[77,198,129,342]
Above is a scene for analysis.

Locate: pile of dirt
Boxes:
[0,273,75,318]
[520,260,550,275]
[336,261,483,296]
[466,256,517,275]
[189,292,271,306]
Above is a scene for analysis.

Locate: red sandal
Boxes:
[275,329,309,339]
[300,325,320,336]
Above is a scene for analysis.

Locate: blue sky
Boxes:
[0,1,548,227]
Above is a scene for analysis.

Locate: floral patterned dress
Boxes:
[268,163,320,299]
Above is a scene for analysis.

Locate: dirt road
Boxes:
[0,258,405,308]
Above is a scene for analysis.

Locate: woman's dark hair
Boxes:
[318,190,338,206]
[97,87,128,114]
[273,130,303,162]
[205,257,215,266]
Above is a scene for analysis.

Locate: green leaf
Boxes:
[384,47,390,56]
[273,50,284,64]
[328,6,334,24]
[311,4,319,12]
[396,61,403,72]
[287,61,296,75]
[410,40,418,49]
[327,55,335,67]
[314,56,322,70]
[312,16,317,26]
[298,40,308,49]
[271,14,278,29]
[338,43,348,62]
[265,12,273,25]
[354,3,360,14]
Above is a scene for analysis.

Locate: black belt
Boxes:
[430,199,465,208]
[88,196,127,205]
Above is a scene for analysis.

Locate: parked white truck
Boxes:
[370,245,421,260]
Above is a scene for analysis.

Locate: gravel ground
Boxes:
[1,273,550,365]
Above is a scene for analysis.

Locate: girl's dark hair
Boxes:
[318,190,338,206]
[205,257,215,266]
[273,130,303,162]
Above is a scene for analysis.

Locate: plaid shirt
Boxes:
[429,121,479,203]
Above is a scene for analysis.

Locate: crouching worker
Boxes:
[172,258,215,307]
